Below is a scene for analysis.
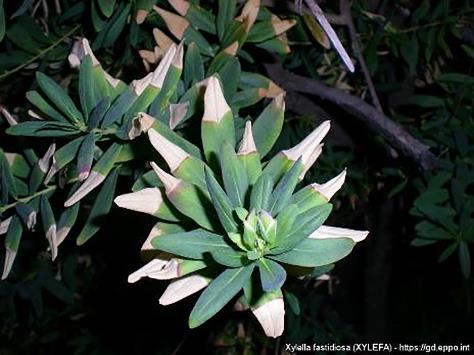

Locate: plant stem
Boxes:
[0,185,57,214]
[0,24,81,81]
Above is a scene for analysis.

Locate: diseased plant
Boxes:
[115,76,368,337]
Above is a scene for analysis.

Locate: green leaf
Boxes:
[79,56,97,117]
[98,0,116,17]
[204,167,238,233]
[26,91,68,123]
[76,168,119,245]
[4,215,23,252]
[438,73,474,85]
[274,204,299,247]
[216,0,236,42]
[284,290,300,315]
[95,3,131,48]
[0,148,17,200]
[270,238,355,267]
[408,95,445,108]
[36,72,84,125]
[258,258,286,292]
[76,132,97,180]
[268,159,303,215]
[252,96,284,158]
[152,229,229,259]
[6,121,79,137]
[220,141,249,207]
[184,42,204,87]
[249,173,274,212]
[270,204,333,254]
[459,241,471,278]
[189,263,254,328]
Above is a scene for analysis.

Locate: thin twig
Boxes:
[0,24,80,81]
[265,63,438,171]
[339,0,383,113]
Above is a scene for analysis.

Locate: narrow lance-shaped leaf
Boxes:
[148,128,207,190]
[40,196,57,261]
[189,263,255,328]
[270,203,333,254]
[184,42,204,87]
[217,0,236,41]
[268,158,303,215]
[152,228,233,260]
[247,18,296,43]
[29,143,55,194]
[2,216,23,280]
[79,56,98,117]
[258,258,286,292]
[56,203,80,246]
[238,121,262,185]
[252,93,285,158]
[201,76,235,165]
[65,143,123,207]
[45,137,84,184]
[249,173,274,212]
[15,200,38,230]
[76,132,97,181]
[76,168,119,245]
[150,162,215,230]
[36,72,84,125]
[269,237,355,267]
[0,148,17,200]
[26,91,69,123]
[204,167,238,233]
[220,141,249,208]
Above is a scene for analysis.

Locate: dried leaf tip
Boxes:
[238,121,257,155]
[148,128,189,172]
[153,6,189,40]
[159,274,210,305]
[236,0,260,32]
[135,9,149,24]
[64,171,104,207]
[283,120,330,161]
[0,106,18,126]
[132,73,153,96]
[310,225,369,243]
[168,0,190,16]
[150,162,181,193]
[1,248,16,280]
[128,258,179,283]
[311,168,347,200]
[271,18,297,36]
[150,44,177,88]
[46,225,58,261]
[203,76,231,122]
[223,42,239,56]
[251,297,285,338]
[300,143,323,179]
[68,38,100,68]
[273,92,285,110]
[0,217,12,235]
[38,143,56,173]
[153,28,175,51]
[114,188,165,216]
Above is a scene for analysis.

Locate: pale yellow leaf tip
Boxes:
[153,6,189,40]
[148,128,189,172]
[283,120,330,162]
[252,297,285,338]
[1,248,17,280]
[64,171,105,207]
[159,274,209,305]
[114,188,165,216]
[238,121,257,155]
[168,0,190,16]
[203,76,231,122]
[310,225,369,243]
[311,168,347,200]
[150,162,181,193]
[135,9,149,24]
